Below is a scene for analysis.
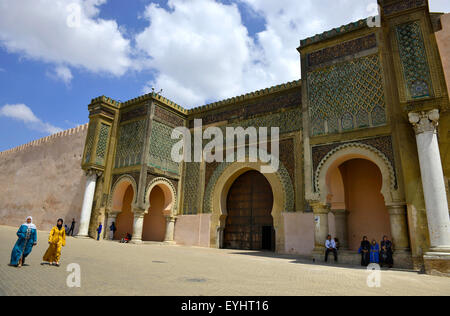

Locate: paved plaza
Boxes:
[0,225,449,296]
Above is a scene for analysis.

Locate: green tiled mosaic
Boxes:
[84,122,97,164]
[182,162,201,214]
[95,123,110,166]
[308,54,387,136]
[148,121,180,175]
[115,120,145,168]
[396,21,433,99]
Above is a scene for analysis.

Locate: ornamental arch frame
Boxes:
[206,156,294,253]
[108,174,138,212]
[315,143,403,206]
[144,177,177,217]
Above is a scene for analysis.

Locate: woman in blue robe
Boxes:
[10,216,37,267]
[370,240,380,264]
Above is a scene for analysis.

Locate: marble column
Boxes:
[106,210,119,240]
[409,110,450,253]
[311,202,330,251]
[164,216,176,242]
[131,207,146,244]
[76,170,100,238]
[332,209,349,249]
[387,203,410,251]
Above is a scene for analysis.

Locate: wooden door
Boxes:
[224,170,274,250]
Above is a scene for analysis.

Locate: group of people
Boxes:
[324,235,394,268]
[359,236,394,268]
[10,217,67,268]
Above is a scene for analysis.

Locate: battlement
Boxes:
[299,18,368,48]
[188,80,302,115]
[0,123,89,159]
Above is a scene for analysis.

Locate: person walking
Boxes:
[42,219,66,267]
[10,216,37,268]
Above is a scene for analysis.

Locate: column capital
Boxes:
[165,215,177,223]
[106,209,120,217]
[132,206,146,217]
[86,168,103,178]
[408,109,439,135]
[386,203,406,215]
[309,201,330,214]
[331,209,348,216]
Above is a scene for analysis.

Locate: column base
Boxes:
[74,235,92,239]
[423,251,450,277]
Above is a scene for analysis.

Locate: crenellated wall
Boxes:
[0,124,88,232]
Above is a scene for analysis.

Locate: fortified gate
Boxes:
[77,0,450,276]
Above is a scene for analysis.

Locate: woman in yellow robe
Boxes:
[43,219,66,266]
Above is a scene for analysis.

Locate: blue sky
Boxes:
[0,0,449,151]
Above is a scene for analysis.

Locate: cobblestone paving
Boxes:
[1,225,449,296]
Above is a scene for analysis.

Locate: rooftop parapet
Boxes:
[188,80,302,115]
[299,18,369,48]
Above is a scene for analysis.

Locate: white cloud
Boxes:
[134,0,381,108]
[136,0,267,107]
[0,104,62,134]
[47,65,74,85]
[0,0,132,77]
[429,0,450,13]
[1,0,448,108]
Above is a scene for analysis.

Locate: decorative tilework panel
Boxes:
[307,33,377,67]
[115,120,145,168]
[148,121,180,175]
[395,21,433,99]
[189,89,301,128]
[382,0,426,16]
[308,54,387,136]
[95,123,110,166]
[154,106,185,127]
[182,162,201,214]
[84,122,96,164]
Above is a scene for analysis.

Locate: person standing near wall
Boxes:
[10,216,37,268]
[109,222,116,240]
[67,218,76,236]
[97,223,103,241]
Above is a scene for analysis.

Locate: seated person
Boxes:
[120,233,132,244]
[325,235,338,263]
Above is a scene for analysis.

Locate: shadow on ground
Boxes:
[228,250,419,274]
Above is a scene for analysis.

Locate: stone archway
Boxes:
[142,177,177,242]
[107,175,138,240]
[206,158,293,253]
[310,143,411,267]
